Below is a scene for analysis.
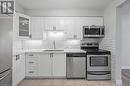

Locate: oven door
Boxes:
[87,55,111,71]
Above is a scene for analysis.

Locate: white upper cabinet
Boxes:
[13,13,30,39]
[31,17,45,40]
[65,18,83,40]
[81,17,103,26]
[30,17,103,40]
[64,19,75,39]
[44,17,65,30]
[44,18,57,30]
[64,17,104,40]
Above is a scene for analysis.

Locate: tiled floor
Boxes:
[18,79,120,86]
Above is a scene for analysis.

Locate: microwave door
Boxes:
[84,28,100,37]
[83,26,105,38]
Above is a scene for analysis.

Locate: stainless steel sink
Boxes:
[44,49,64,52]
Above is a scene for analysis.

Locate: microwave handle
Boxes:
[100,26,105,35]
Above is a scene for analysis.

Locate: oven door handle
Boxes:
[88,55,110,57]
[87,71,111,75]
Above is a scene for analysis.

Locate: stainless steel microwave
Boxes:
[83,25,105,38]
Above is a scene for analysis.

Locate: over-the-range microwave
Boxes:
[83,25,105,38]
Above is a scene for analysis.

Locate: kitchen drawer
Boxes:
[26,58,38,66]
[26,70,38,76]
[26,66,38,76]
[26,53,38,58]
[26,65,38,70]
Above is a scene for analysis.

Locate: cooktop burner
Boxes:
[80,42,111,55]
[82,49,111,55]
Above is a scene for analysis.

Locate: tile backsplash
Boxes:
[13,39,23,51]
[22,39,81,50]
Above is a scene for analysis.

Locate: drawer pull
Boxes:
[29,54,34,56]
[29,71,34,73]
[28,62,34,64]
[16,55,20,61]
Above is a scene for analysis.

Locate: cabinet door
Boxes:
[74,18,83,39]
[52,53,66,77]
[81,17,103,26]
[39,53,52,77]
[19,54,25,80]
[65,19,75,39]
[31,17,44,40]
[13,13,30,39]
[12,54,25,86]
[12,55,19,86]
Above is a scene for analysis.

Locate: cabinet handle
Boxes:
[29,54,34,56]
[50,53,53,58]
[16,55,18,60]
[50,53,52,58]
[52,53,53,57]
[16,55,20,61]
[29,34,32,38]
[28,62,34,64]
[29,71,34,73]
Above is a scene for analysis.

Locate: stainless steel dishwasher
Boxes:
[66,53,86,79]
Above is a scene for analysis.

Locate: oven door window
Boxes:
[90,56,108,66]
[85,28,100,35]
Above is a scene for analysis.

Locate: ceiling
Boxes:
[121,2,130,15]
[16,0,114,10]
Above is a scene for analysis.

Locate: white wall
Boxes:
[120,2,130,69]
[25,9,103,17]
[121,14,130,68]
[15,2,25,14]
[100,0,127,84]
[13,2,25,51]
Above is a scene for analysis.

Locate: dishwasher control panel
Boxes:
[66,53,86,57]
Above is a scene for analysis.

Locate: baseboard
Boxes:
[25,76,66,79]
[116,80,122,85]
[121,66,130,69]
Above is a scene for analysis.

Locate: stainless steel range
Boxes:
[81,42,111,80]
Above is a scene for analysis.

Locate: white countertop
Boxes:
[13,49,86,55]
[64,49,86,53]
[13,50,25,56]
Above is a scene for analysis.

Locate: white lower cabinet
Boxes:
[25,53,38,77]
[13,54,25,86]
[38,53,52,77]
[52,53,66,77]
[25,53,66,78]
